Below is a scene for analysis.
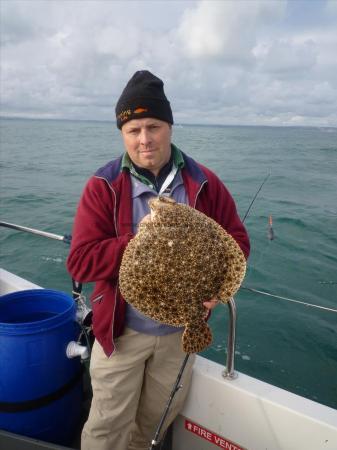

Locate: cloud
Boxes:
[256,39,318,75]
[0,0,336,126]
[0,1,47,45]
[325,0,337,16]
[95,27,140,60]
[177,0,286,63]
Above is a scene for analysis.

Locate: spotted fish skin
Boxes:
[182,320,213,354]
[119,197,246,353]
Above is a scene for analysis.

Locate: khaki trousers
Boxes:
[81,328,195,450]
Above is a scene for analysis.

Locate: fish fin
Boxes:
[182,321,213,353]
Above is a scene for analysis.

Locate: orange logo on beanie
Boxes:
[134,107,148,114]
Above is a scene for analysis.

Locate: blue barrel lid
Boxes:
[0,289,76,335]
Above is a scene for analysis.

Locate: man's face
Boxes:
[121,118,172,176]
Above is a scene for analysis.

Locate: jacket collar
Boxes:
[94,148,208,210]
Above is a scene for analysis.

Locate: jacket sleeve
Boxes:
[67,177,133,283]
[201,169,250,259]
[215,183,250,259]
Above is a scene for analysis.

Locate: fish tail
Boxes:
[182,321,213,353]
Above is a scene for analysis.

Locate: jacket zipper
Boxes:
[194,180,208,208]
[94,176,119,238]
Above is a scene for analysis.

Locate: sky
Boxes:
[1,0,337,127]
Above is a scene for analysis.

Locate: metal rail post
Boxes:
[222,297,238,380]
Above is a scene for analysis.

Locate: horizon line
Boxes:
[0,115,336,130]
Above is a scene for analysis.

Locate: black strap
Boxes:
[0,366,84,413]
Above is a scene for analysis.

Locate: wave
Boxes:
[41,256,64,264]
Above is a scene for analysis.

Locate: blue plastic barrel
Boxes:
[0,289,83,445]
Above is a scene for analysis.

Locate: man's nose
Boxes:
[139,128,151,146]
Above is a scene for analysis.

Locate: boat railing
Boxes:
[222,297,238,380]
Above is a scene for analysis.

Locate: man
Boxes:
[67,70,250,450]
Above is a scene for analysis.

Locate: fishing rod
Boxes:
[0,221,72,244]
[0,220,83,301]
[242,173,270,223]
[0,220,80,296]
[149,354,190,450]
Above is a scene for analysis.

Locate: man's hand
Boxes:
[203,297,219,310]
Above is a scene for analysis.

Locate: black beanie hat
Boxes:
[115,70,173,129]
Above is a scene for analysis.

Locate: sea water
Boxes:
[1,118,336,408]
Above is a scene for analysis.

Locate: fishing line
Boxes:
[240,178,336,315]
[242,173,270,223]
[242,286,337,313]
[245,234,274,279]
[241,173,275,279]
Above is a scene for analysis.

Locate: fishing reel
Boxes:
[67,279,95,360]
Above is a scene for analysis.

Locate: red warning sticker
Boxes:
[185,419,246,450]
